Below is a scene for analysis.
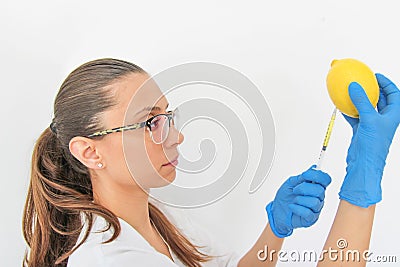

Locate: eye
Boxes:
[149,116,161,130]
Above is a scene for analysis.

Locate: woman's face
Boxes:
[92,72,184,191]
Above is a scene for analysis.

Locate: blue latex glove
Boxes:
[340,74,400,208]
[266,166,332,238]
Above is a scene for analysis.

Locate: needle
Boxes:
[315,107,338,170]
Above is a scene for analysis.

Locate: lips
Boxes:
[162,156,179,167]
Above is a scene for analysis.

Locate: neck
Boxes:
[92,178,153,234]
[91,174,173,261]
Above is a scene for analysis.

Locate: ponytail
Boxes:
[22,128,120,267]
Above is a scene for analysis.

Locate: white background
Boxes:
[1,1,399,266]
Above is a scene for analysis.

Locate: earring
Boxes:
[97,162,103,168]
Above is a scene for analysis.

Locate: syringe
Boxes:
[315,108,338,170]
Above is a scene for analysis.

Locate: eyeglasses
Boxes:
[86,108,179,144]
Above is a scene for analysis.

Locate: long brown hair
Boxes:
[22,58,213,267]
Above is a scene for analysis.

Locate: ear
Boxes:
[69,136,104,169]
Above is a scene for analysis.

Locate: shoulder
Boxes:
[67,215,178,267]
[149,199,242,267]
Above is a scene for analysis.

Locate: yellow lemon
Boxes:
[326,58,379,118]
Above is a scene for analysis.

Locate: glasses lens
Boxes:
[149,115,169,144]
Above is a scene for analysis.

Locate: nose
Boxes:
[177,130,184,145]
[164,124,184,147]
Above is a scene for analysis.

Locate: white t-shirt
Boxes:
[67,199,241,267]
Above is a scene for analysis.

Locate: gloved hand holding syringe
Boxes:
[266,57,400,240]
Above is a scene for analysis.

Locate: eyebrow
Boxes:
[134,103,170,117]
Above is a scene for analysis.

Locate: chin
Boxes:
[162,169,177,184]
[150,170,176,188]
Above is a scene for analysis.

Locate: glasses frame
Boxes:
[86,108,178,144]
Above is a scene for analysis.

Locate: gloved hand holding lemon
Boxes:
[326,58,400,207]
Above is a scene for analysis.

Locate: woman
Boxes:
[22,58,400,267]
